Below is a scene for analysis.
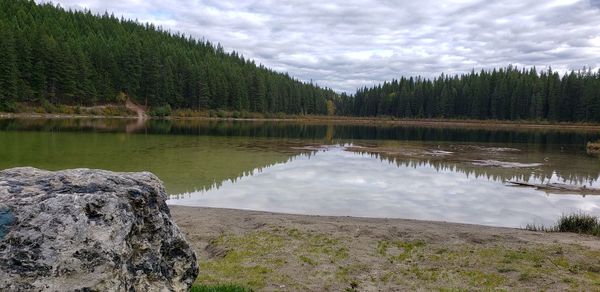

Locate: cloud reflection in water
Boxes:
[168,146,600,228]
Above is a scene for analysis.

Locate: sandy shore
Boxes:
[172,206,600,291]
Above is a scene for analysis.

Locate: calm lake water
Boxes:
[1,118,599,228]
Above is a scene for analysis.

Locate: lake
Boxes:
[1,118,599,228]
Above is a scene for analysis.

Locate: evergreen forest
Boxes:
[0,0,336,115]
[2,0,600,122]
[336,67,600,122]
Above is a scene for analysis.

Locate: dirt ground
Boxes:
[171,206,600,291]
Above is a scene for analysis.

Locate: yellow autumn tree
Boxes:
[326,99,335,116]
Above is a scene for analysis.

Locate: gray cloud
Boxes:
[41,0,600,92]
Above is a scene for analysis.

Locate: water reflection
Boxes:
[169,146,600,227]
[2,118,600,227]
[0,131,307,194]
[349,143,600,187]
[1,118,599,149]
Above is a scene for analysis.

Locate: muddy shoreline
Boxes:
[172,206,600,291]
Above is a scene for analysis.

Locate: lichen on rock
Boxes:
[0,167,198,291]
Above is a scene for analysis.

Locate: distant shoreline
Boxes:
[3,111,600,132]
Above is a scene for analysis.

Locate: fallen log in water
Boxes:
[507,181,600,195]
[472,160,542,168]
[588,141,600,155]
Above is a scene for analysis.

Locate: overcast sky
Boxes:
[41,0,600,93]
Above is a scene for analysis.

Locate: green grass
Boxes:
[299,254,318,266]
[198,231,282,288]
[460,270,506,288]
[190,284,251,292]
[526,213,600,237]
[196,227,350,290]
[556,213,600,235]
[193,225,600,290]
[376,240,426,262]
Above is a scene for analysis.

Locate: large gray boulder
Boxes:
[0,167,198,291]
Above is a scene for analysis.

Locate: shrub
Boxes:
[57,105,75,114]
[217,109,227,118]
[40,99,57,113]
[526,213,600,236]
[0,100,17,113]
[174,108,194,117]
[556,213,600,235]
[14,103,28,113]
[115,91,127,103]
[149,104,172,117]
[102,106,129,116]
[250,112,264,119]
[90,108,103,116]
[232,111,241,118]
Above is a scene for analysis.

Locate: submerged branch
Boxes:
[507,181,600,195]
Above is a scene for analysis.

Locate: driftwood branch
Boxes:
[507,181,600,195]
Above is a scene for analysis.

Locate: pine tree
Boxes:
[15,33,33,102]
[0,23,18,108]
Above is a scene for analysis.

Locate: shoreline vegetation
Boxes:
[172,206,600,291]
[4,106,600,132]
[526,213,600,237]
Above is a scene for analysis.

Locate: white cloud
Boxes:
[40,0,600,92]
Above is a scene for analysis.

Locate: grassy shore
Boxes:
[172,206,600,291]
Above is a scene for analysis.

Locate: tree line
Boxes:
[335,66,600,122]
[0,0,336,115]
[2,1,600,122]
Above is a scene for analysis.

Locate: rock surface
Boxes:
[0,167,198,291]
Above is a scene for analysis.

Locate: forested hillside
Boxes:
[336,67,600,122]
[0,0,336,114]
[2,1,600,122]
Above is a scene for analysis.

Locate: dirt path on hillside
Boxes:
[172,206,600,291]
[125,98,147,120]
